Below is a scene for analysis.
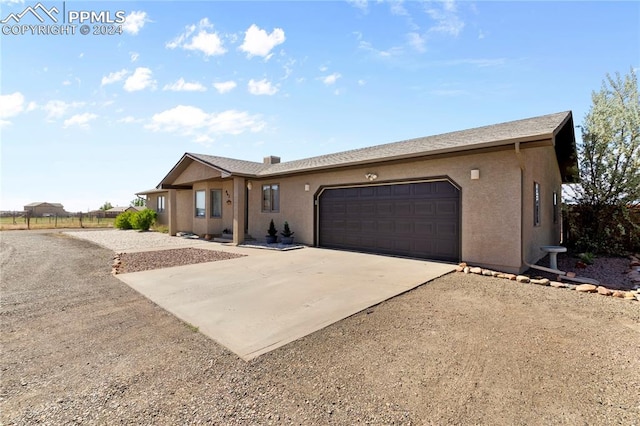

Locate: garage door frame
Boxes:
[313,176,461,262]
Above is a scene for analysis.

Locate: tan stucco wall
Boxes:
[246,149,525,272]
[190,180,234,236]
[146,193,169,226]
[521,145,563,267]
[176,189,192,233]
[174,161,222,185]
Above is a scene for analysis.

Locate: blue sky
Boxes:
[1,0,638,212]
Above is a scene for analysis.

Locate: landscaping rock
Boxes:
[623,292,636,300]
[482,269,493,276]
[455,266,464,272]
[576,284,597,293]
[505,274,517,280]
[612,291,625,298]
[469,267,482,274]
[550,281,567,288]
[459,262,468,268]
[491,271,502,277]
[597,286,612,296]
[516,275,530,283]
[463,266,470,274]
[530,278,550,286]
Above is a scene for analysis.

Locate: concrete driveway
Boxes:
[117,246,455,360]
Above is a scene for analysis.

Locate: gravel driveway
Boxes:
[1,231,639,424]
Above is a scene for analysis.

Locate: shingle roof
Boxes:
[187,154,268,176]
[164,111,577,183]
[262,111,573,176]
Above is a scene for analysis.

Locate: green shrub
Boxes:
[114,211,134,229]
[131,209,157,231]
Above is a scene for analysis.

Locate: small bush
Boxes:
[131,209,157,231]
[114,211,134,230]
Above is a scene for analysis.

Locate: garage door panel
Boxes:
[395,201,413,216]
[319,181,460,262]
[376,202,394,215]
[414,201,435,216]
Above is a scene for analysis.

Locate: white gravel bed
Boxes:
[64,229,210,252]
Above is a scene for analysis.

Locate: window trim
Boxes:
[262,183,280,213]
[157,195,165,214]
[210,189,222,218]
[533,182,541,227]
[195,190,206,218]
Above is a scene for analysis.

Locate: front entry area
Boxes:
[318,180,460,262]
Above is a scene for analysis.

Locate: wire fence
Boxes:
[0,212,115,230]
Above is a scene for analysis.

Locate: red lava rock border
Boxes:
[455,257,640,303]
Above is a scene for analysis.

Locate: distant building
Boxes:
[24,202,67,217]
[105,206,141,218]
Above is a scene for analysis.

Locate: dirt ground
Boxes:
[1,231,639,425]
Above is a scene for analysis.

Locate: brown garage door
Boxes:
[318,181,460,262]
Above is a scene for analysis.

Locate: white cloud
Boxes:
[321,73,341,86]
[123,11,149,35]
[101,69,128,86]
[124,67,156,92]
[146,105,265,144]
[63,113,98,128]
[118,116,141,124]
[358,40,404,58]
[130,52,139,62]
[239,24,285,59]
[247,78,278,95]
[358,79,366,86]
[62,80,72,86]
[163,78,207,92]
[407,32,426,52]
[43,100,84,120]
[0,0,25,4]
[0,92,25,120]
[347,0,368,12]
[166,18,226,57]
[389,0,408,16]
[213,80,237,94]
[425,0,464,36]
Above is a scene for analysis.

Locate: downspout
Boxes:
[516,142,526,273]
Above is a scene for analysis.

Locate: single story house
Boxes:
[138,111,578,274]
[105,206,141,218]
[24,202,67,217]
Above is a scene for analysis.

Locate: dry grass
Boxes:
[0,216,115,231]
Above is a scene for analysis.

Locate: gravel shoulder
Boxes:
[1,231,639,424]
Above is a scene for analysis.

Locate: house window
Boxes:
[262,184,280,212]
[211,189,222,218]
[553,191,558,224]
[534,182,541,226]
[195,190,205,217]
[157,195,165,213]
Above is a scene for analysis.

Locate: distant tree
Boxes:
[131,197,146,207]
[566,68,640,253]
[99,201,113,211]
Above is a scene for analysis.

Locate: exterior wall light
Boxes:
[247,181,253,190]
[304,184,310,192]
[471,169,480,180]
[365,173,378,181]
